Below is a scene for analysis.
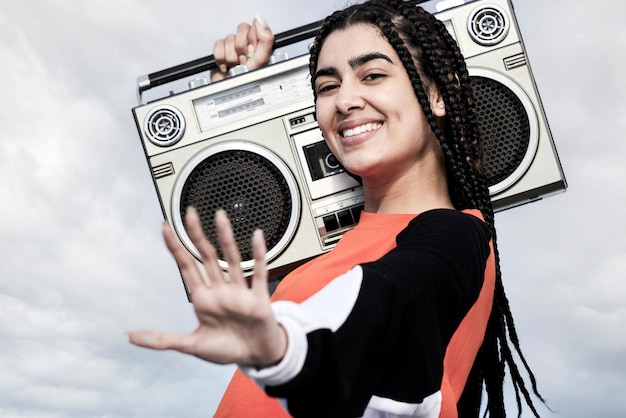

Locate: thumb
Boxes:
[127,330,192,352]
[248,13,274,70]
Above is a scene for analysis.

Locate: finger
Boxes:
[246,21,258,61]
[235,23,252,65]
[162,221,208,293]
[212,38,228,73]
[247,13,274,71]
[251,229,269,296]
[214,210,246,285]
[223,34,240,68]
[184,207,225,287]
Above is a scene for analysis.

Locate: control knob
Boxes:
[228,64,249,77]
[270,51,289,65]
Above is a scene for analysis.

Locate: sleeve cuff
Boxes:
[240,301,308,387]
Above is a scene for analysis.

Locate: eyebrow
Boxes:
[348,52,394,69]
[313,52,395,83]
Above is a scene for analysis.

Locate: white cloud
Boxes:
[1,0,625,417]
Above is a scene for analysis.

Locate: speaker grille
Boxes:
[472,75,531,188]
[178,147,297,265]
[467,4,510,46]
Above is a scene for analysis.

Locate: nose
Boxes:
[335,81,365,114]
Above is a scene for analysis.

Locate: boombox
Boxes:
[132,0,566,298]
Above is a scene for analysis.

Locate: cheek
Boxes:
[315,101,334,137]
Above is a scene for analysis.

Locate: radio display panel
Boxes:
[193,66,313,132]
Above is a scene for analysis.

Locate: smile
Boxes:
[341,122,382,138]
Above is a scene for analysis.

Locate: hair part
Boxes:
[309,1,546,416]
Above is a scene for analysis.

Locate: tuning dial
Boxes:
[270,51,289,64]
[228,64,249,77]
[188,77,209,89]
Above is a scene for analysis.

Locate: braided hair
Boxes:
[309,1,545,416]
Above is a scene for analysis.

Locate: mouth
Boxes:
[341,122,382,138]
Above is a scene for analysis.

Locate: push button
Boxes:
[351,205,364,223]
[323,214,340,232]
[337,210,353,228]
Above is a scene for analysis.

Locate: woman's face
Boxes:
[313,23,444,182]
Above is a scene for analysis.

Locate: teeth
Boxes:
[342,123,381,138]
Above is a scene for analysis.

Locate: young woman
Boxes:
[129,1,544,416]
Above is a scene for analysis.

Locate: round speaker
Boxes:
[172,142,301,271]
[144,104,185,147]
[469,68,539,195]
[467,4,510,46]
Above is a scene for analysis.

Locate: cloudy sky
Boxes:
[1,0,625,417]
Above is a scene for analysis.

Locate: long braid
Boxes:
[308,2,546,416]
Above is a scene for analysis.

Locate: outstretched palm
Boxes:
[128,208,286,369]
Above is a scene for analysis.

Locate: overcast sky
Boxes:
[1,0,625,417]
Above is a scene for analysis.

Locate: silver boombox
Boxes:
[132,0,566,298]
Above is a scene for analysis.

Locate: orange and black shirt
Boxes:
[215,209,495,418]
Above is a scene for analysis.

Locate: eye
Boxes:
[316,83,339,95]
[363,73,385,82]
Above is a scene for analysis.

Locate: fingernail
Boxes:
[219,64,227,73]
[247,44,255,59]
[186,206,198,216]
[215,209,227,218]
[253,229,264,239]
[255,12,267,27]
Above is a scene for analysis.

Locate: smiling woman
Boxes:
[128,1,545,417]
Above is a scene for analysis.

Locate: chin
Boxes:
[344,170,363,184]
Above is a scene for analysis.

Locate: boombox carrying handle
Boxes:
[135,1,454,104]
[136,20,323,104]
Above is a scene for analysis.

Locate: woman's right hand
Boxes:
[211,14,275,82]
[127,208,288,369]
